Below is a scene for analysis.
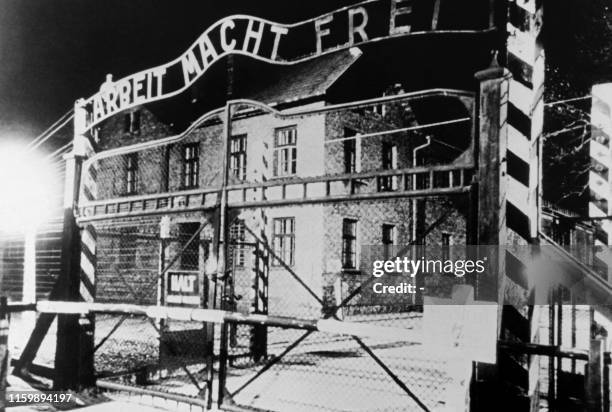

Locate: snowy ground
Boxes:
[7,312,469,412]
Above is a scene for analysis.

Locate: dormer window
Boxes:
[124,111,141,133]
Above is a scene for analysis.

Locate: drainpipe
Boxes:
[412,136,432,241]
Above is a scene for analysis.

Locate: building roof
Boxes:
[244,48,362,106]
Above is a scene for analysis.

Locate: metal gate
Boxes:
[93,216,214,403]
[71,91,478,410]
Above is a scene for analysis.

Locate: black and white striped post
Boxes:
[54,98,96,390]
[590,85,612,281]
[472,0,545,407]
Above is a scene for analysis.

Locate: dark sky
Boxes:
[0,0,603,146]
[0,0,360,142]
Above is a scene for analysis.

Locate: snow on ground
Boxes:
[8,311,469,411]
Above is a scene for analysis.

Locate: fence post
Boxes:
[217,101,232,409]
[585,337,605,412]
[77,315,95,388]
[0,297,9,412]
[54,98,93,390]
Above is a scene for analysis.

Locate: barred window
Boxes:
[125,153,138,195]
[182,143,199,189]
[229,219,247,267]
[229,134,247,181]
[342,219,358,269]
[273,217,295,266]
[274,126,297,177]
[382,224,396,260]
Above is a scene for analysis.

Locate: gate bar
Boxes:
[33,301,419,341]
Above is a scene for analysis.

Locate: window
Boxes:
[182,143,199,189]
[273,218,295,266]
[179,222,200,270]
[378,142,398,192]
[274,126,297,177]
[342,219,358,269]
[229,134,247,181]
[343,128,361,174]
[125,153,138,195]
[123,111,141,133]
[441,233,452,260]
[229,219,247,267]
[382,224,396,260]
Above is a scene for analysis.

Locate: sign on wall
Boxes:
[86,0,491,128]
[166,270,201,307]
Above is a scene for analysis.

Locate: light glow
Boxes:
[0,141,58,233]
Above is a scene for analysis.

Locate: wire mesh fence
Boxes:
[70,92,480,409]
[92,216,213,399]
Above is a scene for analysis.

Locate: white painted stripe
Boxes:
[589,171,609,200]
[531,97,544,135]
[80,252,95,281]
[590,204,608,218]
[509,79,532,116]
[508,176,530,213]
[82,229,96,254]
[80,283,94,303]
[591,140,609,165]
[508,125,531,161]
[533,52,545,90]
[507,23,536,66]
[512,0,536,15]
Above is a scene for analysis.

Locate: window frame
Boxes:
[343,128,362,174]
[342,218,359,270]
[229,134,247,181]
[382,224,396,260]
[274,126,298,177]
[229,219,247,268]
[181,143,200,189]
[378,142,399,192]
[272,217,295,267]
[125,153,138,195]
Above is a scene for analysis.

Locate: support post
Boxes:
[54,98,93,390]
[586,337,605,412]
[471,61,511,412]
[217,102,232,408]
[21,227,36,335]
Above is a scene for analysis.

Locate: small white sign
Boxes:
[424,285,497,364]
[166,270,201,307]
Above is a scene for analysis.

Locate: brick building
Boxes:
[84,48,474,319]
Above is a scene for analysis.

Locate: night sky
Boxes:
[0,0,360,142]
[0,0,603,145]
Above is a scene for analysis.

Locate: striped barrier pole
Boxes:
[505,0,545,407]
[590,85,612,281]
[54,98,96,390]
[472,0,545,407]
